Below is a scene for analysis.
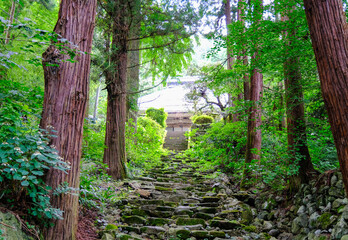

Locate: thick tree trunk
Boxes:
[245,61,263,164]
[40,0,96,239]
[242,0,263,187]
[103,1,128,179]
[282,9,316,191]
[303,0,348,194]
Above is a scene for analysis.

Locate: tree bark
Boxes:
[242,0,263,187]
[40,0,97,239]
[282,8,316,191]
[303,0,348,194]
[103,0,129,179]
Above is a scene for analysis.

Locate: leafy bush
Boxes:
[145,107,168,128]
[0,80,69,220]
[191,114,214,125]
[186,121,246,174]
[126,117,167,173]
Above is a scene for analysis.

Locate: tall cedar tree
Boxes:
[282,3,316,191]
[40,0,97,239]
[303,0,348,194]
[103,0,130,179]
[243,0,263,186]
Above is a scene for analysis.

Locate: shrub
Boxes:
[126,117,167,173]
[0,80,69,220]
[145,107,168,128]
[186,121,246,174]
[191,114,214,125]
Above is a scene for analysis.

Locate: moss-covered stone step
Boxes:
[121,215,147,225]
[201,196,221,203]
[145,210,173,218]
[140,226,166,239]
[193,212,214,220]
[156,206,175,212]
[210,220,241,229]
[197,207,218,214]
[176,218,206,227]
[148,217,171,226]
[118,225,141,234]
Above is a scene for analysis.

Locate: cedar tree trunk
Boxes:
[303,0,348,194]
[103,0,129,179]
[242,0,263,187]
[283,9,316,191]
[40,0,97,239]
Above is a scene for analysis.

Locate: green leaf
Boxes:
[21,181,29,186]
[31,170,44,176]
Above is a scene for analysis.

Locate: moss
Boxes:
[243,225,257,232]
[317,212,333,229]
[176,229,190,239]
[155,186,173,192]
[131,209,147,217]
[176,218,206,226]
[209,231,226,238]
[105,224,118,231]
[121,215,146,225]
[118,225,140,234]
[148,218,170,226]
[191,230,209,238]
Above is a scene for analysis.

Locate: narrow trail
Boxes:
[102,153,257,240]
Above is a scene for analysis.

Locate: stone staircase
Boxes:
[102,153,255,240]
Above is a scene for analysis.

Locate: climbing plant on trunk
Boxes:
[303,0,348,194]
[40,0,97,239]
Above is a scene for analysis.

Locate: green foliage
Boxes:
[186,121,247,174]
[0,80,69,220]
[145,107,168,128]
[191,114,214,125]
[82,120,106,162]
[126,117,167,174]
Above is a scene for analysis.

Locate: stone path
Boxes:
[102,153,258,240]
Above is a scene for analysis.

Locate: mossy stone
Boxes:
[155,186,173,191]
[176,229,190,239]
[210,220,241,229]
[148,218,170,226]
[118,225,140,234]
[176,218,206,226]
[317,212,335,229]
[202,196,220,203]
[105,224,118,231]
[131,209,147,217]
[193,212,214,220]
[192,230,209,238]
[209,231,226,238]
[243,225,257,232]
[121,215,146,225]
